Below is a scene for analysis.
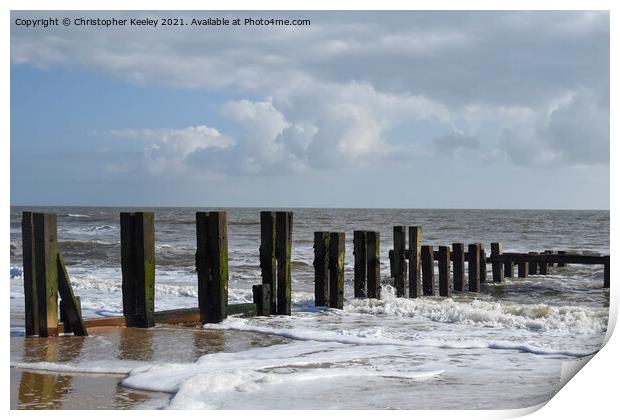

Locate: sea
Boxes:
[9,206,610,409]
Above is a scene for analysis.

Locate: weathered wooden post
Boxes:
[504,261,514,278]
[313,232,330,306]
[604,262,610,288]
[33,213,58,337]
[479,244,487,283]
[528,252,538,275]
[539,252,548,275]
[452,242,465,292]
[196,211,228,324]
[260,211,277,314]
[468,243,480,292]
[252,284,271,316]
[22,212,38,337]
[438,246,451,297]
[121,212,155,328]
[408,226,422,298]
[518,262,529,278]
[57,254,87,336]
[393,226,406,297]
[275,211,293,315]
[353,231,367,298]
[421,245,435,296]
[366,231,381,299]
[329,232,345,309]
[557,251,566,267]
[491,242,504,283]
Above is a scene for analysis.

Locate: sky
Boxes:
[10,11,610,209]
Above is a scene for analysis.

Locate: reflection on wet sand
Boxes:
[11,325,290,409]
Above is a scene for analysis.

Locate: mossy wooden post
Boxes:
[22,212,38,337]
[479,244,487,283]
[329,232,345,309]
[259,211,277,314]
[353,231,367,298]
[468,243,480,292]
[557,251,566,267]
[528,252,538,275]
[438,246,451,297]
[491,242,504,283]
[196,211,228,324]
[313,232,330,306]
[604,263,610,288]
[421,245,435,296]
[33,213,58,337]
[452,242,465,292]
[57,254,87,336]
[393,226,406,297]
[252,284,271,316]
[275,211,293,315]
[504,261,514,277]
[366,231,381,299]
[518,262,529,278]
[121,212,155,328]
[408,226,422,298]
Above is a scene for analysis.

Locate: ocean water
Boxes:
[9,207,610,409]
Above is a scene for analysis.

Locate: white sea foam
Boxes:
[11,360,147,375]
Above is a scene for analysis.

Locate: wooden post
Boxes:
[33,213,58,337]
[353,231,367,298]
[196,211,228,324]
[329,232,345,309]
[491,242,504,283]
[479,244,487,283]
[259,211,277,314]
[604,263,609,288]
[252,284,271,316]
[528,252,538,275]
[421,245,435,296]
[57,254,87,336]
[518,262,529,278]
[408,226,422,298]
[121,212,155,328]
[22,212,38,336]
[393,226,406,297]
[275,212,293,315]
[366,231,381,299]
[544,250,554,268]
[504,261,514,278]
[539,252,548,275]
[313,232,330,306]
[557,251,566,267]
[452,242,465,292]
[438,246,451,297]
[468,243,480,292]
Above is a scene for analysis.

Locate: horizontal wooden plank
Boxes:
[390,249,608,265]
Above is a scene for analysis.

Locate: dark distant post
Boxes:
[557,251,566,267]
[22,212,38,336]
[33,213,58,337]
[539,251,549,275]
[421,245,435,296]
[393,226,406,297]
[438,246,451,297]
[468,243,480,292]
[260,211,277,314]
[366,231,381,299]
[313,232,330,306]
[604,263,609,288]
[353,231,367,298]
[504,261,514,278]
[491,242,504,283]
[452,242,465,292]
[329,232,345,309]
[518,262,529,278]
[275,211,293,315]
[479,244,487,283]
[528,252,538,275]
[408,226,422,298]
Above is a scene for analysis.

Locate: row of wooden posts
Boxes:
[21,211,610,338]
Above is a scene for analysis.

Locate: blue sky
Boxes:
[10,11,610,208]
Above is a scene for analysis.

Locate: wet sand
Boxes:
[10,325,289,409]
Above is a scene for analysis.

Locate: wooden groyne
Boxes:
[20,212,609,338]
